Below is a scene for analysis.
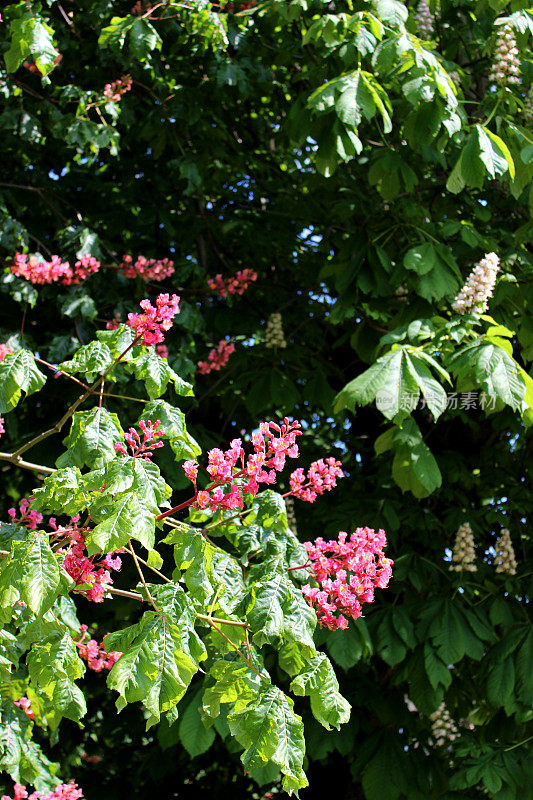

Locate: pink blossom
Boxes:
[10,253,100,285]
[8,498,43,529]
[299,529,393,630]
[183,460,199,482]
[0,418,4,437]
[197,339,235,375]
[183,419,301,513]
[120,254,174,281]
[126,293,180,345]
[76,630,122,673]
[114,420,165,459]
[14,697,34,720]
[289,457,344,503]
[207,269,257,298]
[0,343,13,362]
[103,75,132,102]
[59,517,122,604]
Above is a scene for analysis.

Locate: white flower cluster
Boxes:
[430,703,459,747]
[265,312,287,349]
[452,252,500,314]
[494,528,517,575]
[489,24,521,87]
[285,496,297,533]
[415,0,435,39]
[449,522,477,572]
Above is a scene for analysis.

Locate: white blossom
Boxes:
[494,528,517,575]
[430,703,459,747]
[265,312,287,349]
[452,252,500,314]
[415,0,435,40]
[449,522,477,572]
[489,24,521,87]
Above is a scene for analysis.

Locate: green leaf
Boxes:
[106,586,206,724]
[27,631,86,722]
[128,18,162,58]
[31,467,88,517]
[423,644,452,690]
[478,126,515,180]
[0,533,63,615]
[449,339,526,411]
[59,341,114,383]
[101,455,171,513]
[202,658,266,720]
[429,600,469,664]
[179,690,215,757]
[403,242,437,275]
[57,408,125,469]
[389,418,442,498]
[487,657,515,707]
[87,492,157,553]
[4,16,60,76]
[138,400,201,461]
[228,685,308,795]
[0,350,46,413]
[130,349,193,399]
[325,619,373,670]
[290,652,351,730]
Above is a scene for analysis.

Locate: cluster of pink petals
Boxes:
[75,626,122,672]
[0,344,13,362]
[8,498,43,529]
[14,697,34,720]
[155,343,168,358]
[103,75,132,102]
[11,253,101,285]
[127,293,180,345]
[289,457,344,503]
[301,529,393,630]
[207,269,257,298]
[131,0,155,13]
[58,516,122,603]
[2,782,83,800]
[0,418,4,437]
[197,339,235,374]
[120,254,175,281]
[114,420,165,459]
[183,419,301,512]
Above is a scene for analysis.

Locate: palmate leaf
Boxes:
[228,685,308,795]
[335,345,448,422]
[449,338,526,411]
[87,491,157,554]
[31,466,89,517]
[138,400,201,461]
[105,584,206,725]
[164,527,245,611]
[101,455,171,513]
[0,350,46,413]
[290,651,351,730]
[244,550,316,658]
[0,532,66,615]
[27,632,86,722]
[202,658,267,720]
[56,408,125,469]
[59,341,114,383]
[129,348,193,399]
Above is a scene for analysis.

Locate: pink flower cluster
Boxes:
[10,253,101,285]
[120,254,175,281]
[0,344,13,362]
[114,420,165,459]
[183,419,301,512]
[131,0,156,13]
[14,697,34,720]
[2,782,83,800]
[58,516,122,603]
[289,457,344,503]
[0,418,4,438]
[75,626,122,672]
[300,529,393,630]
[207,269,257,298]
[103,75,132,102]
[8,498,43,529]
[197,339,235,374]
[126,293,180,345]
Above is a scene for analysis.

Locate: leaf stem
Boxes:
[127,540,159,611]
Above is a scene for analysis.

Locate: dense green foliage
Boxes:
[0,0,532,798]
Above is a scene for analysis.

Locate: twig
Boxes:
[34,356,91,391]
[127,540,158,610]
[0,451,54,474]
